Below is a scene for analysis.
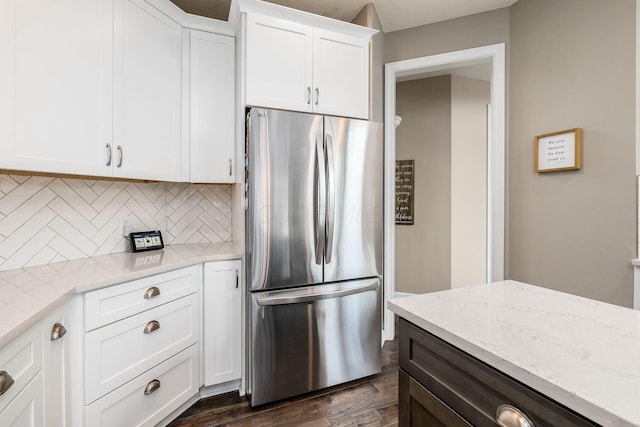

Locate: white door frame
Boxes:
[383,43,506,341]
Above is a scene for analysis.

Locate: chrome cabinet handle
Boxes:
[144,379,160,395]
[143,320,160,334]
[229,158,232,176]
[105,143,112,167]
[306,87,311,105]
[235,269,239,288]
[144,287,161,299]
[315,88,319,106]
[496,404,534,427]
[116,145,123,167]
[51,323,67,341]
[0,371,15,396]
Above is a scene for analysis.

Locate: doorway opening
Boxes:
[383,44,506,341]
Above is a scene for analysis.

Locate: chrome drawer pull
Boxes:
[496,404,534,427]
[144,287,161,299]
[0,371,15,396]
[144,379,160,395]
[143,320,160,334]
[51,323,67,341]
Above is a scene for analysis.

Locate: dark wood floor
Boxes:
[169,339,399,427]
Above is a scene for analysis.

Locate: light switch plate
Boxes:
[129,230,164,253]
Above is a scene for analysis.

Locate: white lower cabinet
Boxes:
[0,373,44,427]
[43,302,73,427]
[203,260,242,387]
[84,293,199,404]
[85,344,199,427]
[82,266,201,426]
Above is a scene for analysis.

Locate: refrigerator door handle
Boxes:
[256,281,378,306]
[314,135,326,265]
[325,134,336,264]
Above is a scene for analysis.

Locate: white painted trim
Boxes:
[383,43,506,342]
[634,266,640,310]
[232,0,377,39]
[636,0,640,178]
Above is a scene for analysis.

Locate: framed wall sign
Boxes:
[395,160,414,225]
[534,128,582,172]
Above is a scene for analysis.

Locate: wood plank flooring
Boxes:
[169,339,399,427]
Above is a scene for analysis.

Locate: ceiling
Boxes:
[169,0,517,33]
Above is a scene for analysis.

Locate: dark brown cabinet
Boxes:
[398,318,596,427]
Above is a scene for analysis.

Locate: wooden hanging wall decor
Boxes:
[534,128,582,172]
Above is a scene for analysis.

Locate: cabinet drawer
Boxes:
[0,372,44,426]
[85,294,198,404]
[399,319,596,427]
[0,323,42,414]
[84,266,200,331]
[85,344,199,427]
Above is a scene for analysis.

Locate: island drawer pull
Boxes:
[496,404,534,427]
[144,379,160,395]
[143,320,160,334]
[144,286,161,299]
[0,371,15,396]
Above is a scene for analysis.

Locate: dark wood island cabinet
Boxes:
[398,318,596,427]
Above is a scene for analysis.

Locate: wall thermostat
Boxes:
[130,230,164,253]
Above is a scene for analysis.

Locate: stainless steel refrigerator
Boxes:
[245,107,383,406]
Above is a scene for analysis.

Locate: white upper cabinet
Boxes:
[313,29,369,119]
[0,0,113,177]
[240,1,376,119]
[190,30,235,183]
[113,0,182,181]
[0,0,186,181]
[245,14,313,113]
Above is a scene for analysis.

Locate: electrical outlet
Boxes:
[120,215,132,237]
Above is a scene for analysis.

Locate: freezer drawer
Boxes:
[249,278,381,406]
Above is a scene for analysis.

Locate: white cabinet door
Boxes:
[245,14,313,113]
[0,373,44,427]
[42,303,72,427]
[203,260,241,386]
[0,0,113,177]
[313,29,369,119]
[113,0,182,181]
[190,30,235,183]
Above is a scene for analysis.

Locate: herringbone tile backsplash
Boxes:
[0,174,232,271]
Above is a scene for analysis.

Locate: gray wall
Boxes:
[395,76,452,294]
[509,0,636,306]
[384,0,636,306]
[384,8,510,64]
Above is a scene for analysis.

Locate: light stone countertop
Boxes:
[388,280,640,427]
[0,242,242,348]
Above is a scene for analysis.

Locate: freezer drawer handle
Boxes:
[144,379,161,395]
[256,282,378,306]
[0,371,14,396]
